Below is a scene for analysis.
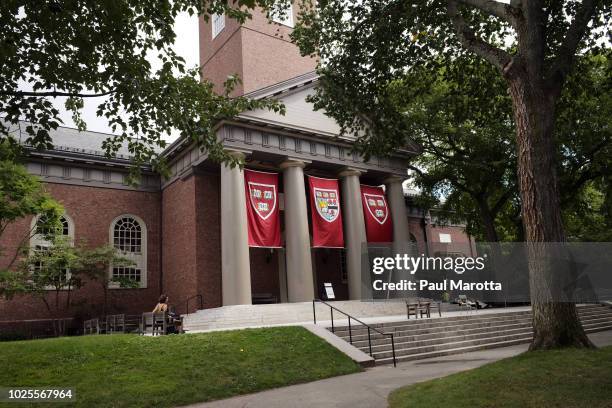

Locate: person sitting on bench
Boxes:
[152,294,169,313]
[152,294,182,334]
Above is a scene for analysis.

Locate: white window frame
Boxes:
[30,213,75,290]
[109,214,147,289]
[212,13,225,38]
[271,2,294,27]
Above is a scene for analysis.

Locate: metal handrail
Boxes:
[185,294,204,314]
[312,299,397,367]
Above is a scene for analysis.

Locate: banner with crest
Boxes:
[360,185,393,243]
[308,176,344,248]
[244,169,281,247]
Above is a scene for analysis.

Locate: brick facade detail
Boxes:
[0,183,161,322]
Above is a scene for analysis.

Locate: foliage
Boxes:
[0,327,361,407]
[292,0,609,158]
[76,243,138,316]
[387,55,517,242]
[389,345,612,408]
[0,141,62,243]
[392,52,611,243]
[7,235,136,316]
[0,0,288,180]
[0,142,63,297]
[19,235,81,305]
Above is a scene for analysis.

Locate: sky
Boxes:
[52,12,200,142]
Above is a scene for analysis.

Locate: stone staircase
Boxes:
[182,300,462,332]
[330,304,612,365]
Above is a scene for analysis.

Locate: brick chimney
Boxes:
[199,2,317,96]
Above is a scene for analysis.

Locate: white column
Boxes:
[220,151,252,305]
[339,168,368,300]
[385,176,411,254]
[280,159,315,302]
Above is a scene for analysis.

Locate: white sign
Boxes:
[324,282,335,300]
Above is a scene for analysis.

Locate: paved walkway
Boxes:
[185,330,612,408]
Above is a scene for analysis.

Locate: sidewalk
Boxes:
[183,330,612,408]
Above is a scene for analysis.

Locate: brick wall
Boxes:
[199,4,316,95]
[162,170,223,313]
[0,183,161,321]
[194,170,222,310]
[161,174,198,312]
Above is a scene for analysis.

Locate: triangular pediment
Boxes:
[238,76,348,140]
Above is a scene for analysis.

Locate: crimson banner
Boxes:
[308,176,344,248]
[244,169,281,248]
[360,185,393,243]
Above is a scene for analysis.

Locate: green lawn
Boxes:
[0,326,360,407]
[389,346,612,408]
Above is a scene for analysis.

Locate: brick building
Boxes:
[0,4,475,327]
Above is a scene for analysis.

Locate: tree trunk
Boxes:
[478,203,500,243]
[507,65,593,350]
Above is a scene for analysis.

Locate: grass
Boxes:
[389,346,612,408]
[0,326,361,407]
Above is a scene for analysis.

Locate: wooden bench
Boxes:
[140,312,167,336]
[406,299,430,319]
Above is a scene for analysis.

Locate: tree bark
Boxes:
[506,63,593,349]
[478,203,500,243]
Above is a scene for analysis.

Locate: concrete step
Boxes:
[330,305,612,365]
[332,308,612,342]
[373,331,534,359]
[370,326,533,352]
[332,309,533,331]
[353,321,534,348]
[334,315,531,339]
[341,313,612,346]
[361,319,612,355]
[374,324,612,365]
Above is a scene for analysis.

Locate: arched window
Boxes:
[109,215,147,288]
[30,213,75,286]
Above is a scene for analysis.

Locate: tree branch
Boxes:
[456,0,517,23]
[491,189,514,215]
[0,89,115,98]
[447,0,513,71]
[547,0,598,90]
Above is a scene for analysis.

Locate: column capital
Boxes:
[338,166,366,178]
[383,175,406,185]
[280,158,309,170]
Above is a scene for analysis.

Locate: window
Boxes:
[110,215,147,288]
[30,214,74,288]
[439,233,452,243]
[270,2,294,27]
[212,13,225,38]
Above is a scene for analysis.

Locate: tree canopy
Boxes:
[292,0,609,158]
[0,0,288,177]
[399,52,611,243]
[292,0,610,349]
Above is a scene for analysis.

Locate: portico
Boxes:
[214,103,417,304]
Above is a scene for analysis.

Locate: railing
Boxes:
[312,299,397,367]
[185,294,204,315]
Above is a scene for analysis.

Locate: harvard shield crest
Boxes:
[313,187,340,223]
[248,182,277,220]
[363,193,389,225]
